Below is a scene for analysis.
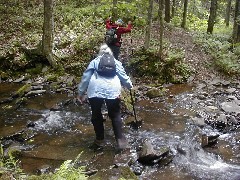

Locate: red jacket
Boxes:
[106,19,132,47]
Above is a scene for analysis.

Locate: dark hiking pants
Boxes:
[88,97,124,141]
[108,45,120,60]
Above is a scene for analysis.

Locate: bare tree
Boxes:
[112,0,118,21]
[165,0,171,23]
[207,0,218,34]
[172,0,176,18]
[158,0,164,59]
[232,0,240,45]
[42,0,56,67]
[225,0,232,27]
[181,0,188,28]
[144,0,154,49]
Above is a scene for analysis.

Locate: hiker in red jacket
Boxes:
[105,17,132,60]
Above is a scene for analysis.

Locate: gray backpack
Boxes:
[97,53,116,77]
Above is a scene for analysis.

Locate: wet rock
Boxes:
[205,99,214,106]
[176,145,187,155]
[157,154,174,166]
[191,117,205,127]
[1,129,36,143]
[205,106,218,111]
[196,110,209,118]
[31,85,44,90]
[0,97,13,104]
[209,79,222,86]
[201,134,219,147]
[227,95,237,100]
[225,88,236,94]
[85,168,98,176]
[197,92,208,100]
[13,76,25,83]
[205,120,227,131]
[113,149,133,167]
[27,121,36,128]
[227,115,239,125]
[137,140,170,166]
[56,87,68,93]
[50,99,73,111]
[196,83,206,90]
[4,142,22,157]
[220,102,240,113]
[25,90,46,97]
[221,80,231,86]
[130,161,144,175]
[36,164,52,175]
[217,114,228,124]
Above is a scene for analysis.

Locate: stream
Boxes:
[0,79,240,180]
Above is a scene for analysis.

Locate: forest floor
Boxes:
[121,23,230,84]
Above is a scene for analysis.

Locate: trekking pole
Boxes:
[126,17,142,130]
[130,89,137,122]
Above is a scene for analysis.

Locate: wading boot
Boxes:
[89,139,104,152]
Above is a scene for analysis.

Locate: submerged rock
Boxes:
[201,134,219,148]
[137,140,172,166]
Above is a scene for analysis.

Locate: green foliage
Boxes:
[52,160,87,180]
[193,32,240,76]
[161,48,192,83]
[0,143,25,179]
[214,52,240,75]
[128,48,192,83]
[187,13,208,31]
[16,84,32,97]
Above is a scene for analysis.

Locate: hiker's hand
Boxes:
[77,95,85,104]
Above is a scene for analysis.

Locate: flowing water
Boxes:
[0,82,239,179]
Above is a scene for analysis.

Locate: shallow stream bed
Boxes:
[0,81,240,179]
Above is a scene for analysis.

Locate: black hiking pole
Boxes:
[129,89,142,130]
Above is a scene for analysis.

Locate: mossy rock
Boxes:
[46,74,58,82]
[16,84,32,97]
[146,88,165,99]
[15,97,27,105]
[0,71,9,80]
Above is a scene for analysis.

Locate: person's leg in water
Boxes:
[105,98,129,151]
[88,97,105,151]
[108,45,120,60]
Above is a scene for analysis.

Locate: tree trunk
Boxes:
[144,0,154,49]
[232,0,240,45]
[42,0,56,67]
[181,0,188,28]
[225,0,232,27]
[158,0,164,59]
[172,0,176,18]
[165,0,171,23]
[112,0,118,21]
[207,0,218,34]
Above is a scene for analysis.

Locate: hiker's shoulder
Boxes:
[114,59,123,67]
